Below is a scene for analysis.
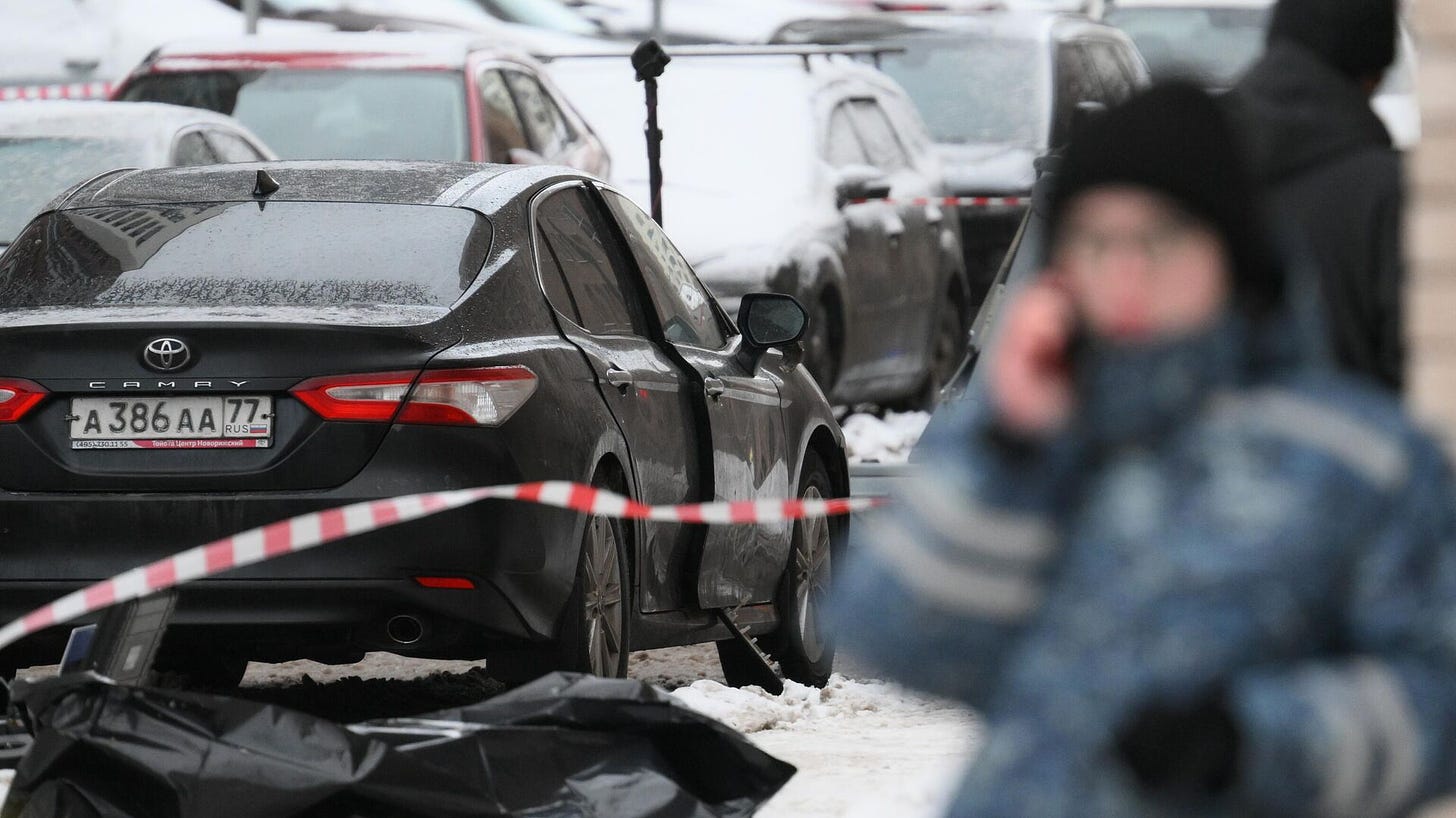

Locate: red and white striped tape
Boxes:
[0,482,882,652]
[0,82,115,102]
[847,196,1027,208]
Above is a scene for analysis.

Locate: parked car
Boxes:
[213,0,621,51]
[1103,0,1420,148]
[561,0,882,44]
[550,54,969,408]
[797,11,1147,311]
[112,32,611,176]
[0,160,848,687]
[0,0,325,94]
[0,100,275,252]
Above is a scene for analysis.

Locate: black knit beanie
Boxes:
[1268,0,1397,80]
[1049,83,1282,316]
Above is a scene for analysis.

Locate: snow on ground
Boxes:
[841,411,931,464]
[671,670,979,818]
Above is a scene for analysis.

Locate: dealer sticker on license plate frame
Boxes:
[69,396,273,450]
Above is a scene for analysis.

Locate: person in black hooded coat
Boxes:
[1227,0,1405,393]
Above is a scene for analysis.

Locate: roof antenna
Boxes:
[253,169,280,198]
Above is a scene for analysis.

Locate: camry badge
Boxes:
[142,338,192,372]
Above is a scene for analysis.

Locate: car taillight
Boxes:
[291,367,537,426]
[0,378,47,423]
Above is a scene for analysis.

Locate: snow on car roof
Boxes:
[145,31,537,71]
[56,161,516,210]
[0,100,249,135]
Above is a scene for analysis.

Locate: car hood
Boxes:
[613,180,831,269]
[936,143,1039,196]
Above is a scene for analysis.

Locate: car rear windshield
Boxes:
[0,202,491,310]
[878,38,1047,147]
[1104,6,1270,88]
[0,137,153,244]
[120,69,469,161]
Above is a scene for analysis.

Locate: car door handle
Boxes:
[605,367,634,390]
[704,377,726,399]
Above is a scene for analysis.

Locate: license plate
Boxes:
[70,396,273,450]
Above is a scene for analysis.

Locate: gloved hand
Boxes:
[1115,694,1241,797]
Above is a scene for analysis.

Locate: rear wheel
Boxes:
[922,297,966,408]
[562,511,631,678]
[765,452,837,687]
[803,295,841,395]
[491,475,632,683]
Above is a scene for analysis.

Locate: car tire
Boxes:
[803,294,841,395]
[919,296,966,410]
[558,505,632,678]
[765,451,838,687]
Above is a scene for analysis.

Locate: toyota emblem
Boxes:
[142,338,192,372]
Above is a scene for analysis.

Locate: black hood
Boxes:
[1231,42,1393,185]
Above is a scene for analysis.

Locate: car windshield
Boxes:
[0,202,492,310]
[1104,6,1271,88]
[0,137,154,244]
[878,38,1047,147]
[120,70,468,160]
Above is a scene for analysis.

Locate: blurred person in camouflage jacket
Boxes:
[832,83,1456,817]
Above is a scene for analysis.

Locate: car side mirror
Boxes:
[834,164,892,208]
[737,293,808,370]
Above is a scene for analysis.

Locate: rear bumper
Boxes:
[0,428,587,662]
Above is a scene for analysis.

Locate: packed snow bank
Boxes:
[671,673,979,818]
[842,411,931,464]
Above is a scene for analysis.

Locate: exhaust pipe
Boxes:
[385,614,426,646]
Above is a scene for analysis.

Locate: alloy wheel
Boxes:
[582,515,625,677]
[793,485,833,664]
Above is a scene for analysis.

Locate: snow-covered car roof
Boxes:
[139,31,542,73]
[0,99,262,138]
[888,8,1139,44]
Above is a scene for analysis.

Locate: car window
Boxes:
[0,202,491,309]
[206,129,267,162]
[172,132,218,166]
[478,69,531,165]
[504,70,574,160]
[877,36,1048,149]
[601,189,726,349]
[1104,6,1270,88]
[0,136,153,244]
[535,186,644,336]
[825,102,870,167]
[847,99,910,172]
[1084,41,1134,106]
[1052,43,1097,148]
[122,70,469,161]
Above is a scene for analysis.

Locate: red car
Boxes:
[112,32,611,177]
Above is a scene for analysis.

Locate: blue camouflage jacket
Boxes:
[833,314,1456,817]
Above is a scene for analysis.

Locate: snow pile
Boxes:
[671,673,980,818]
[842,411,931,464]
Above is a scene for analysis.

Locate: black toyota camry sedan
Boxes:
[0,161,848,687]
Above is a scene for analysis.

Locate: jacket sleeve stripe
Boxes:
[1213,390,1409,488]
[1354,661,1422,817]
[1306,661,1422,818]
[860,514,1044,622]
[900,474,1056,567]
